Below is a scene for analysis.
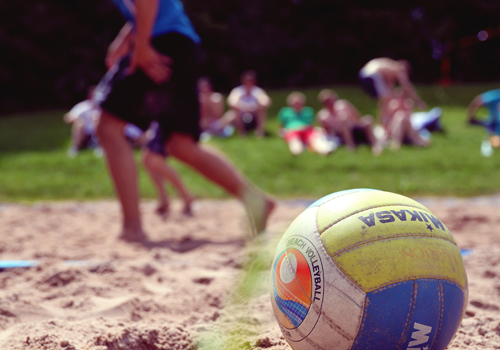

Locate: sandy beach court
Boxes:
[0,197,499,349]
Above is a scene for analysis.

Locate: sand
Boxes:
[0,197,499,349]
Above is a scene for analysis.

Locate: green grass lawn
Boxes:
[1,84,500,202]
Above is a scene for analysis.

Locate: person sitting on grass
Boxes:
[467,88,500,149]
[198,77,234,139]
[63,86,100,157]
[383,89,431,150]
[316,89,383,155]
[278,91,335,155]
[225,70,271,137]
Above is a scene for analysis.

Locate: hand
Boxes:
[105,33,131,69]
[106,45,128,69]
[126,43,172,84]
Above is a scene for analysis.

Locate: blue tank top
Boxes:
[111,0,200,44]
[481,89,500,134]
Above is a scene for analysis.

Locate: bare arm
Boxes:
[397,71,427,109]
[127,0,172,84]
[344,100,362,122]
[227,88,241,110]
[257,89,271,109]
[210,93,225,119]
[63,112,76,123]
[467,95,484,121]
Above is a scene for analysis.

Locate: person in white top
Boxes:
[358,58,427,127]
[225,70,271,137]
[63,86,100,156]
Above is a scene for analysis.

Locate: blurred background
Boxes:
[1,0,500,203]
[2,0,500,115]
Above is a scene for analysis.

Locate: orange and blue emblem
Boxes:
[272,248,312,328]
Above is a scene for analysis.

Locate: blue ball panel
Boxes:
[404,279,440,349]
[432,281,465,350]
[351,279,464,350]
[307,189,379,209]
[351,281,415,350]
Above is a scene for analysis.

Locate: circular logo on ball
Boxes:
[271,235,324,341]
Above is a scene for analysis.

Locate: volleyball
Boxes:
[270,189,468,350]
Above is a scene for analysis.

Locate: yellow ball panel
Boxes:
[320,205,456,257]
[316,191,428,234]
[331,237,467,292]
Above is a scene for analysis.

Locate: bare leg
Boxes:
[404,118,429,147]
[389,111,429,150]
[388,111,405,150]
[212,110,237,134]
[308,130,335,155]
[358,115,383,156]
[167,133,275,234]
[338,119,356,151]
[142,150,194,216]
[228,109,247,136]
[142,151,170,219]
[96,111,146,241]
[67,121,86,157]
[287,137,304,155]
[71,121,85,150]
[255,108,268,137]
[379,97,392,128]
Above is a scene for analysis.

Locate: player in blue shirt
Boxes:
[467,89,500,149]
[95,0,274,241]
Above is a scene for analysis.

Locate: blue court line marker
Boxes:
[0,260,96,269]
[0,251,473,270]
[0,260,39,269]
[460,249,473,257]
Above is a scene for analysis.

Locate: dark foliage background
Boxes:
[1,0,500,114]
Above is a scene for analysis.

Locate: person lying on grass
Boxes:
[382,89,430,150]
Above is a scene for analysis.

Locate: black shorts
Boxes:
[336,126,369,145]
[357,73,378,99]
[240,112,257,132]
[96,32,201,142]
[352,126,369,144]
[145,122,168,158]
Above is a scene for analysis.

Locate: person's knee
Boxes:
[142,151,162,172]
[339,119,352,134]
[222,110,237,123]
[392,111,406,125]
[360,115,374,126]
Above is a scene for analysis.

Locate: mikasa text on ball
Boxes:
[270,189,468,350]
